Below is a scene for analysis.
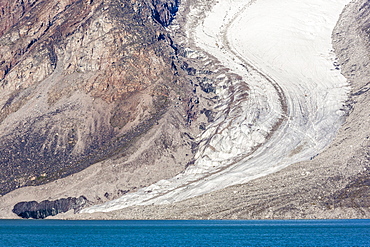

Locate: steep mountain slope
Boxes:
[0,0,184,195]
[0,0,210,218]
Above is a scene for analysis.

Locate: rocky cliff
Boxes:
[13,196,88,219]
[152,0,179,26]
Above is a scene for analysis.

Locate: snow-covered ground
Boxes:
[82,0,350,213]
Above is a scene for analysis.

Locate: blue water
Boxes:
[0,219,369,246]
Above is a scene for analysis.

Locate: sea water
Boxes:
[0,219,369,246]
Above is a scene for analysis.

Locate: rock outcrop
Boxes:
[13,196,88,219]
[50,0,369,220]
[0,0,38,37]
[152,0,179,26]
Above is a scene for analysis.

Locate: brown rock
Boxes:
[0,0,183,195]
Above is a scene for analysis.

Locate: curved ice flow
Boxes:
[82,0,350,213]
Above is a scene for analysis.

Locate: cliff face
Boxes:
[12,196,88,219]
[0,0,182,195]
[152,0,179,26]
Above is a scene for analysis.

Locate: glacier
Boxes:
[81,0,350,213]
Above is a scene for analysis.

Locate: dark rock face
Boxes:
[198,78,216,94]
[152,0,179,26]
[13,196,88,219]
